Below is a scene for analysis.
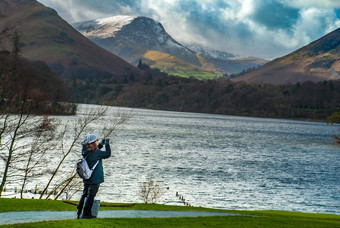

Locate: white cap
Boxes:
[81,134,98,145]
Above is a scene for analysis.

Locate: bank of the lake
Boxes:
[0,198,340,227]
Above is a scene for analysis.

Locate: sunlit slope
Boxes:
[142,50,223,79]
[234,28,340,84]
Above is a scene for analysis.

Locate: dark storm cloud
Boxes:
[250,0,300,31]
[177,1,228,33]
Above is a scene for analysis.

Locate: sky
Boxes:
[37,0,340,59]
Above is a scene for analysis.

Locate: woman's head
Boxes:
[83,134,98,151]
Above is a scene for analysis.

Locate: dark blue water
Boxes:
[102,107,340,214]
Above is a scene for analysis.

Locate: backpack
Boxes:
[76,155,99,180]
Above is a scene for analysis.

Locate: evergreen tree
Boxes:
[137,59,143,69]
[11,31,21,55]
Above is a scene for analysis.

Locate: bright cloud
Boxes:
[37,0,340,59]
[282,0,340,9]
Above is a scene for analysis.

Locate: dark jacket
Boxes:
[82,144,111,184]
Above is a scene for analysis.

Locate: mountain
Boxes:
[0,0,139,80]
[74,15,268,77]
[74,16,202,67]
[186,45,237,60]
[187,45,268,74]
[233,28,340,84]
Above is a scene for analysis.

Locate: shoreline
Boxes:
[1,198,340,227]
[77,103,335,124]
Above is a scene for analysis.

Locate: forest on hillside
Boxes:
[0,50,75,115]
[69,62,340,121]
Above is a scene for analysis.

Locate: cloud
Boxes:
[282,0,340,9]
[249,0,300,31]
[38,0,144,22]
[296,8,339,38]
[37,0,340,59]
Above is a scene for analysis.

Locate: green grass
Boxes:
[0,198,234,213]
[0,198,76,212]
[1,198,340,227]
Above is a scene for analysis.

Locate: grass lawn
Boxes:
[1,198,340,227]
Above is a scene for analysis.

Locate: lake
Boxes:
[97,105,340,214]
[4,104,340,214]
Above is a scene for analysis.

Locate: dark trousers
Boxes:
[77,183,100,217]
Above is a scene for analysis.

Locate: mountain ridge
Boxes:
[0,0,140,80]
[74,15,201,67]
[74,15,267,77]
[233,28,340,84]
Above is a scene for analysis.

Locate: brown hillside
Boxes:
[234,28,340,84]
[0,0,140,79]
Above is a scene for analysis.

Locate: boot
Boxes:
[83,214,96,219]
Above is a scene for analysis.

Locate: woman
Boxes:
[77,134,111,219]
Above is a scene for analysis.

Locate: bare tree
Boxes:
[100,108,133,139]
[51,108,133,200]
[0,107,54,197]
[0,83,33,197]
[19,116,56,198]
[0,95,132,199]
[0,31,51,197]
[39,106,133,199]
[38,106,107,198]
[139,175,165,204]
[52,172,81,200]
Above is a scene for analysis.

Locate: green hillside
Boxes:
[142,50,223,79]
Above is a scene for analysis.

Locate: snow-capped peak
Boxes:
[75,15,138,39]
[74,15,201,66]
[95,15,137,26]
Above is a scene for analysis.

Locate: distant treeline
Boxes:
[2,49,338,120]
[69,62,340,121]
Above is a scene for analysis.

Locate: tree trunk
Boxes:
[0,112,25,197]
